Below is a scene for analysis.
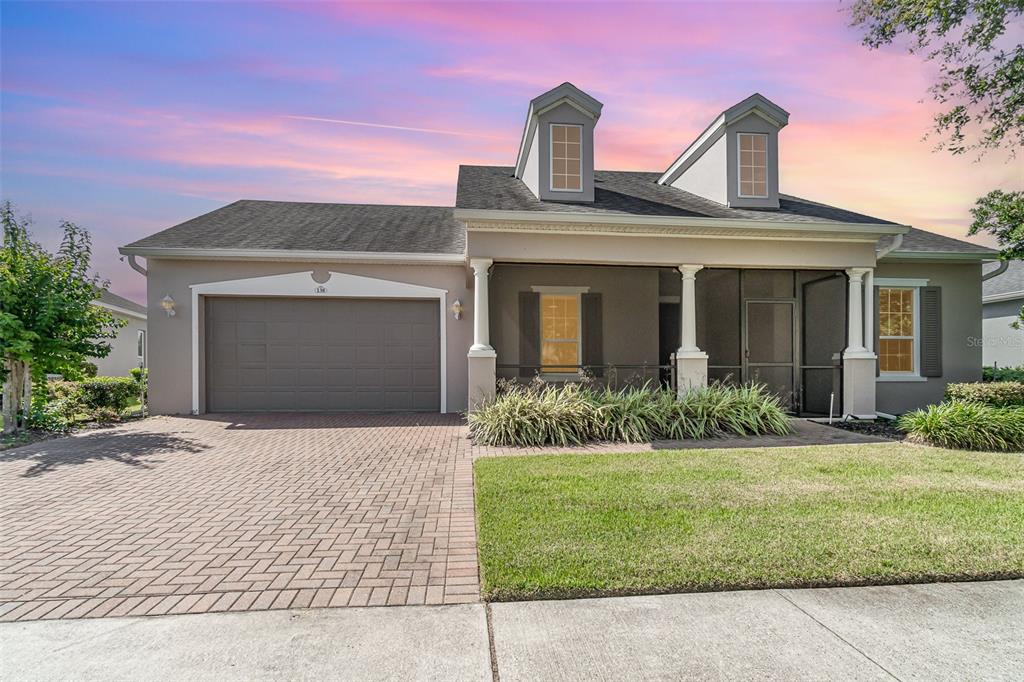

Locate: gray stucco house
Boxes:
[92,290,147,377]
[982,260,1024,368]
[120,83,997,418]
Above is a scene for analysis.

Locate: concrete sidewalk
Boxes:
[2,580,1021,681]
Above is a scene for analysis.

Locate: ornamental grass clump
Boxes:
[898,402,1024,452]
[467,381,791,447]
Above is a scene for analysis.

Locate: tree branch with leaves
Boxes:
[1,201,124,433]
[849,0,1024,325]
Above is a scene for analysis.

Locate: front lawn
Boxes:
[474,444,1024,601]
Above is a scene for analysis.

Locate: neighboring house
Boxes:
[982,260,1024,368]
[120,83,997,417]
[92,289,147,376]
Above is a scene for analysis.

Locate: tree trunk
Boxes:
[1,358,30,434]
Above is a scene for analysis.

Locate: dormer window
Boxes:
[738,133,768,198]
[550,124,582,191]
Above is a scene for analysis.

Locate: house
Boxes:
[982,260,1024,368]
[91,289,147,376]
[119,83,997,417]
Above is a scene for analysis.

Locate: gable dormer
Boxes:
[657,94,789,209]
[514,82,603,203]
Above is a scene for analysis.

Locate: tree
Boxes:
[1,202,123,433]
[849,0,1024,325]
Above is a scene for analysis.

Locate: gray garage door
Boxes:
[205,297,440,412]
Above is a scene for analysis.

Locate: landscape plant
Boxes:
[1,201,123,433]
[945,381,1024,407]
[983,365,1024,382]
[899,401,1024,451]
[467,381,790,447]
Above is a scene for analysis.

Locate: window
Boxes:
[738,133,767,197]
[879,287,916,373]
[550,124,582,191]
[540,294,580,372]
[137,329,146,363]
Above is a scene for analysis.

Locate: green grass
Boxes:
[474,443,1024,601]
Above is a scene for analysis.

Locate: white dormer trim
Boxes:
[658,93,789,186]
[515,82,603,179]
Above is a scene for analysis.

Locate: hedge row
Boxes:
[944,381,1024,407]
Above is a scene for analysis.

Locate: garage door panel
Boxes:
[385,368,412,387]
[236,321,266,340]
[266,322,298,341]
[206,296,439,412]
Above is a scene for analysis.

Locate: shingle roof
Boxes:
[97,289,147,316]
[877,228,997,256]
[122,171,995,262]
[455,165,897,225]
[984,259,1024,298]
[123,200,465,254]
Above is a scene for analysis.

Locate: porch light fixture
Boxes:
[450,299,463,320]
[161,295,176,317]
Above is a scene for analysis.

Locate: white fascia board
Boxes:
[881,250,998,262]
[983,290,1024,303]
[658,114,725,185]
[93,301,147,320]
[118,246,465,265]
[514,104,537,178]
[454,208,910,237]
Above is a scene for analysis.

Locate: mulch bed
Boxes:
[826,418,907,441]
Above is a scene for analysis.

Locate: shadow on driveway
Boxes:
[0,427,209,478]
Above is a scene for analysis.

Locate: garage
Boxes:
[204,296,440,412]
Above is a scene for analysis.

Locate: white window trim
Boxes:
[736,132,769,198]
[532,285,589,377]
[189,270,449,415]
[137,329,146,365]
[876,285,921,380]
[549,123,584,193]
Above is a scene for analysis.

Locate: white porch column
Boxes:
[863,269,874,353]
[843,267,877,418]
[469,258,494,353]
[845,267,868,353]
[675,264,708,393]
[467,258,496,411]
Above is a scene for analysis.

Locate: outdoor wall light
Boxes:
[161,295,176,317]
[450,299,463,320]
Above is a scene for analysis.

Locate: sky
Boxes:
[2,1,1021,304]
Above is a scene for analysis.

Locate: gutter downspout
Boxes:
[125,254,148,277]
[982,260,1009,281]
[875,233,903,260]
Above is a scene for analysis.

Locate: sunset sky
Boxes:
[3,1,1021,303]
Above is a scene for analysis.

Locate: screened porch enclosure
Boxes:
[696,268,848,416]
[489,264,849,416]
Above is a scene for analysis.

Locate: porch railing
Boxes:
[496,363,677,392]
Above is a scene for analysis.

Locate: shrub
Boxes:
[898,402,1024,452]
[983,366,1024,383]
[945,381,1024,407]
[27,398,79,432]
[78,376,138,415]
[468,381,791,447]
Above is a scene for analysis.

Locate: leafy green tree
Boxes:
[1,202,123,433]
[849,0,1024,324]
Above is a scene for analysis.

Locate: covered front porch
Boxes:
[466,259,880,418]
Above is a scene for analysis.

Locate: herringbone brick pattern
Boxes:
[0,413,478,622]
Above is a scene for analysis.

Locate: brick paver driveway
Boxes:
[0,414,477,622]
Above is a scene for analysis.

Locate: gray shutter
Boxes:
[920,286,942,377]
[581,292,604,378]
[518,291,540,377]
[874,286,880,377]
